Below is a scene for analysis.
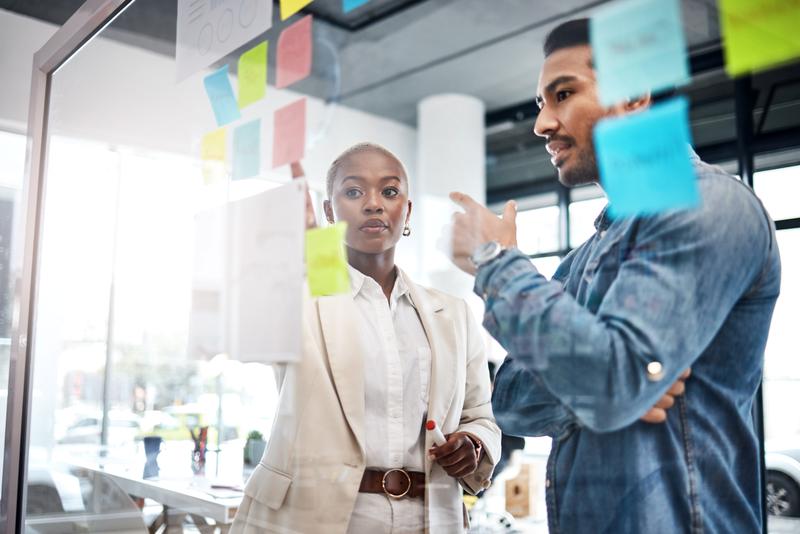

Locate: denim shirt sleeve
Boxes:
[492,355,577,439]
[477,176,775,432]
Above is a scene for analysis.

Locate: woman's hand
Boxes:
[429,432,481,479]
[290,161,317,229]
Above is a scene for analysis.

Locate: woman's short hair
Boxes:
[325,142,408,199]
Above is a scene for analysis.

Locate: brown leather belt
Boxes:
[359,468,425,500]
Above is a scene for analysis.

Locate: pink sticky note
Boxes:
[272,98,307,169]
[276,15,313,89]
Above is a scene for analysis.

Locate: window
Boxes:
[515,206,560,256]
[755,165,800,222]
[569,197,606,248]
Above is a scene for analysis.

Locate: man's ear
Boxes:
[323,199,335,224]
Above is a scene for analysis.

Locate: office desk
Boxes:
[73,464,245,534]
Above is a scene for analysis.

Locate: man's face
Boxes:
[533,45,606,187]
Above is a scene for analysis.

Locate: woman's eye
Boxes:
[556,90,572,102]
[345,189,362,198]
[383,188,399,198]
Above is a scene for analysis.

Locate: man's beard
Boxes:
[557,146,599,187]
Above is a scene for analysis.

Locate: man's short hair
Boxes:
[325,142,408,199]
[543,18,590,57]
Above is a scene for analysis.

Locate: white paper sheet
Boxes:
[188,181,305,363]
[176,0,273,82]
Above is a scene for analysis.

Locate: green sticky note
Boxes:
[238,41,268,109]
[720,0,800,76]
[305,222,350,297]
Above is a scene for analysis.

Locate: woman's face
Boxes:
[325,150,412,255]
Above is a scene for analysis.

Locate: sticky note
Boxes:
[280,0,313,21]
[201,127,227,184]
[238,41,268,109]
[276,16,313,89]
[593,97,699,218]
[233,119,261,180]
[591,0,689,106]
[203,65,241,127]
[273,98,307,169]
[720,0,800,76]
[305,222,350,297]
[344,0,370,13]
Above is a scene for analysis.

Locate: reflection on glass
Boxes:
[755,165,800,222]
[0,129,25,501]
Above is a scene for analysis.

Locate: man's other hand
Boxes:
[640,368,692,424]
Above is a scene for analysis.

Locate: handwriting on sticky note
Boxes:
[593,97,699,218]
[720,0,800,76]
[272,98,307,169]
[238,41,267,109]
[280,0,313,21]
[344,0,370,13]
[591,0,689,106]
[305,222,350,297]
[233,119,261,181]
[203,65,241,127]
[276,16,313,89]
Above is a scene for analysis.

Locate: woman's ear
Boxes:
[323,199,335,224]
[405,200,413,226]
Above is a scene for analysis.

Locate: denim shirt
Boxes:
[480,155,781,534]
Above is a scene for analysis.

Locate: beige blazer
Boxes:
[231,271,501,534]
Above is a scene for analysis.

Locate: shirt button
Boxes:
[646,361,665,381]
[598,230,607,239]
[545,479,551,488]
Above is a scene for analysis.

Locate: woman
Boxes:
[232,143,501,533]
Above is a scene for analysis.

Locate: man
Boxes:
[447,18,781,533]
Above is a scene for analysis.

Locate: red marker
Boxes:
[426,420,447,447]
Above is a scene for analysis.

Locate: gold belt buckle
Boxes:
[381,468,412,499]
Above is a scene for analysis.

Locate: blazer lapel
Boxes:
[405,276,457,433]
[317,295,366,454]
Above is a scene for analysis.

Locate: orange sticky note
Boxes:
[272,98,306,169]
[280,0,313,21]
[276,15,313,89]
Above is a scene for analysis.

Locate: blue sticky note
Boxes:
[203,65,241,127]
[591,0,689,106]
[594,97,699,218]
[343,0,369,13]
[233,119,261,180]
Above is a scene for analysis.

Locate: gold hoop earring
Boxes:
[402,225,411,237]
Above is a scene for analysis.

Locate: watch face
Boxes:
[471,241,501,266]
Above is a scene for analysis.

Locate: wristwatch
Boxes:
[470,240,505,268]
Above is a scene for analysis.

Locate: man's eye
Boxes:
[556,90,572,102]
[345,189,362,198]
[383,188,399,198]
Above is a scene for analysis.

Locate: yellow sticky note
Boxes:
[305,222,350,297]
[201,128,226,184]
[720,0,800,76]
[238,41,267,109]
[280,0,313,21]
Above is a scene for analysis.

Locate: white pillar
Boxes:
[414,94,485,300]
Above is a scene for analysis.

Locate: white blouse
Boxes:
[346,265,431,534]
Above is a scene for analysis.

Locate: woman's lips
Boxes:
[360,221,388,233]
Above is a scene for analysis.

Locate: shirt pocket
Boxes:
[418,346,431,405]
